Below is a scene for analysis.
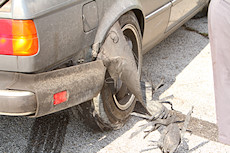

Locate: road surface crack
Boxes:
[183,25,209,39]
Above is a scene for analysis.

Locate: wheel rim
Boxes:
[113,24,141,110]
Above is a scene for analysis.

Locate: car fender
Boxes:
[92,0,145,57]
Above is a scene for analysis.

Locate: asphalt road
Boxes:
[1,16,230,153]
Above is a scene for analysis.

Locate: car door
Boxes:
[167,0,204,30]
[140,0,171,53]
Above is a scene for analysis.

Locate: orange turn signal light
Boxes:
[0,19,38,56]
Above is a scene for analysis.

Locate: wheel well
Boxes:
[132,9,145,36]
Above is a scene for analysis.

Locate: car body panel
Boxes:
[18,2,97,72]
[140,0,171,16]
[141,2,171,53]
[168,0,206,30]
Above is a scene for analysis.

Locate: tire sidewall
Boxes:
[100,11,143,127]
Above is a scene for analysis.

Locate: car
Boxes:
[0,0,209,130]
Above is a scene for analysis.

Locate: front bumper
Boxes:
[0,90,36,116]
[0,60,106,117]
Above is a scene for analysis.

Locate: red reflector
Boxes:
[53,91,68,105]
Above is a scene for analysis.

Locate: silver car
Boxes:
[0,0,209,130]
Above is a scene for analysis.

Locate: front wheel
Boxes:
[92,11,143,130]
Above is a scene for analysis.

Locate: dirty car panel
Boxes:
[0,60,105,117]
